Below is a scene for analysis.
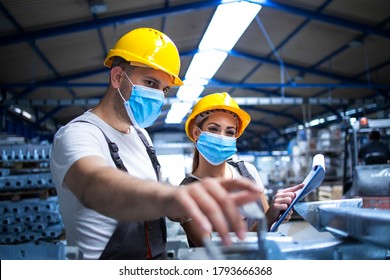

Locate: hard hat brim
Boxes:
[185,104,250,142]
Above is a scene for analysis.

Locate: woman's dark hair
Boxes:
[191,117,209,173]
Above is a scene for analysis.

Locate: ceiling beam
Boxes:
[4,46,388,99]
[0,0,222,46]
[1,0,389,48]
[4,96,372,107]
[259,0,390,38]
[2,81,388,90]
[228,50,375,85]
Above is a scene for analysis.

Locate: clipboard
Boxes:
[270,154,326,232]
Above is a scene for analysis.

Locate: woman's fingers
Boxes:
[282,183,305,193]
[282,210,294,223]
[266,183,304,225]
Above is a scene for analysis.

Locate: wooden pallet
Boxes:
[361,196,390,209]
[0,188,57,202]
[0,160,49,170]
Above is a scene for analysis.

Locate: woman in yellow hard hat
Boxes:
[180,92,304,247]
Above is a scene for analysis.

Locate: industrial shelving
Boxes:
[0,141,64,247]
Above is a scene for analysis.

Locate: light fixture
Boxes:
[176,84,205,102]
[9,106,33,121]
[198,0,262,52]
[166,0,262,124]
[165,102,194,124]
[184,50,227,81]
[13,107,22,114]
[88,0,107,14]
[348,39,363,48]
[22,111,32,120]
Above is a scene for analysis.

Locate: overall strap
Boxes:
[133,126,161,181]
[73,120,165,259]
[227,159,255,182]
[73,120,128,172]
[179,176,199,186]
[227,159,264,228]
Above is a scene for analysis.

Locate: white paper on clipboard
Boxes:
[270,154,326,232]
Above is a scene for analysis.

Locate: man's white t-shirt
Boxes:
[50,111,157,259]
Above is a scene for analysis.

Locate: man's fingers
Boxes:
[178,178,260,245]
[229,191,262,206]
[202,178,248,242]
[183,179,234,245]
[171,177,262,246]
[172,187,212,234]
[219,178,261,193]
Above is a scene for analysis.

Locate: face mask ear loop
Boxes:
[117,88,126,102]
[194,126,203,142]
[117,70,134,102]
[123,71,135,86]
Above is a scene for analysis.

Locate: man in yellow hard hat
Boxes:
[50,28,261,259]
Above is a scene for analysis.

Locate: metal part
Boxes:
[178,232,388,260]
[0,197,64,244]
[277,238,387,260]
[348,164,390,197]
[178,233,285,260]
[319,206,390,249]
[294,198,363,231]
[0,243,82,260]
[178,198,389,260]
[294,198,390,250]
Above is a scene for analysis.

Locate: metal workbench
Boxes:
[176,198,390,260]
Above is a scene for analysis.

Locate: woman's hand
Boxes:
[265,183,304,229]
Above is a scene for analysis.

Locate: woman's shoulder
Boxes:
[179,174,199,186]
[242,161,257,172]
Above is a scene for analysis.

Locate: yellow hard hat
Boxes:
[104,27,183,86]
[185,92,251,142]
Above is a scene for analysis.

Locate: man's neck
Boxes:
[91,92,130,134]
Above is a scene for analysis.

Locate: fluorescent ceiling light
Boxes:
[165,102,194,124]
[13,107,22,114]
[185,50,228,80]
[177,85,205,102]
[22,111,32,120]
[175,50,226,103]
[326,115,337,121]
[166,0,262,124]
[199,0,262,52]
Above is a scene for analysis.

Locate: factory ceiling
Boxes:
[1,0,389,152]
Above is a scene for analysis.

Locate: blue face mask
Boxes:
[196,129,237,165]
[118,72,164,128]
